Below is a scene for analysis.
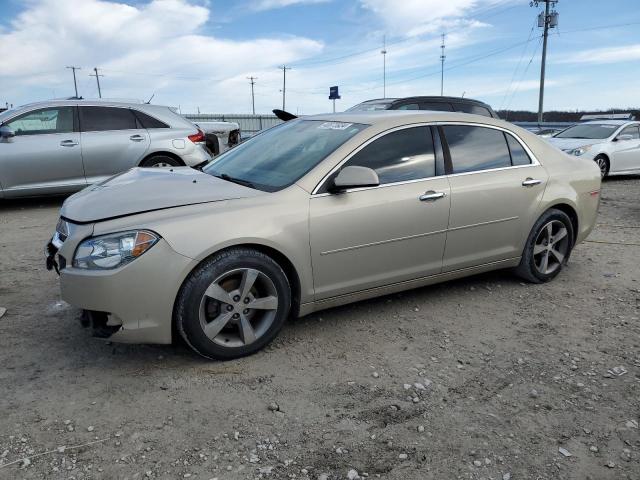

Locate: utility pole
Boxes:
[278,65,291,111]
[532,0,559,123]
[381,35,387,98]
[440,33,446,96]
[66,66,81,98]
[247,76,257,114]
[89,67,103,98]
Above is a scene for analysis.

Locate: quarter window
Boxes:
[505,134,531,166]
[80,106,137,132]
[443,125,511,174]
[619,126,640,139]
[5,107,74,136]
[133,110,169,129]
[341,127,436,184]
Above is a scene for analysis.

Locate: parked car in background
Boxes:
[535,127,564,138]
[47,111,600,360]
[548,120,640,177]
[347,96,499,118]
[194,121,241,156]
[0,99,212,198]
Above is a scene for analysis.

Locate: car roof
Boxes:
[358,96,490,106]
[15,98,172,110]
[303,110,508,128]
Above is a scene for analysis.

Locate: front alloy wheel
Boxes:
[176,248,291,360]
[199,268,279,347]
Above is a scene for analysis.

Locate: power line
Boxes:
[498,20,537,110]
[503,36,544,118]
[89,67,104,98]
[66,66,81,98]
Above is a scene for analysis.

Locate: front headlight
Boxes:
[73,230,159,270]
[567,145,592,156]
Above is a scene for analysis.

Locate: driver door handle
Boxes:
[129,134,145,142]
[419,190,446,202]
[522,178,542,187]
[59,140,78,147]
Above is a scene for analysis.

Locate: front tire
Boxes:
[516,209,574,284]
[175,248,291,360]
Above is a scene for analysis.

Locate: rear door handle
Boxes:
[522,178,542,187]
[129,134,145,142]
[60,140,78,147]
[419,190,446,202]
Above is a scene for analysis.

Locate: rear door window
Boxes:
[443,125,511,174]
[6,107,75,136]
[341,126,436,184]
[80,106,138,132]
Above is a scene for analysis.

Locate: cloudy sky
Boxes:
[1,0,639,114]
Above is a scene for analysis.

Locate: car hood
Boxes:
[61,167,261,223]
[547,137,604,151]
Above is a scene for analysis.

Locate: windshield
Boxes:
[346,100,394,112]
[203,119,367,192]
[554,123,620,139]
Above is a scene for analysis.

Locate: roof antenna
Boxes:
[145,93,155,104]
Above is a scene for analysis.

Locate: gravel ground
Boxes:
[0,177,639,480]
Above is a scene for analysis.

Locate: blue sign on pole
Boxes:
[329,86,341,100]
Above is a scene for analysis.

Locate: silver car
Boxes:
[0,99,212,198]
[47,111,601,360]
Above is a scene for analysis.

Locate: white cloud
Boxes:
[359,0,511,36]
[557,44,640,65]
[0,0,323,111]
[251,0,330,11]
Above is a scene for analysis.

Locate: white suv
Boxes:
[0,99,213,198]
[549,120,640,178]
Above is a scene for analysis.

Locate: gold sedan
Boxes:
[47,111,601,359]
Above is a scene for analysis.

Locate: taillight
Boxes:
[188,129,205,144]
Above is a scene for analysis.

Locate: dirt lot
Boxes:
[0,177,639,480]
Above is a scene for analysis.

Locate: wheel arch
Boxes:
[140,151,185,166]
[172,242,303,329]
[546,202,579,246]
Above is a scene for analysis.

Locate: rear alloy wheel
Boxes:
[594,155,609,178]
[176,249,291,360]
[516,209,574,283]
[141,155,181,168]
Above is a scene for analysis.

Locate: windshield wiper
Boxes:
[217,173,256,189]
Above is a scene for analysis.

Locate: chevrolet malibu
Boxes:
[47,111,601,360]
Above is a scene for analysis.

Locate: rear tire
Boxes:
[175,248,291,360]
[516,209,574,284]
[140,155,182,168]
[594,155,609,178]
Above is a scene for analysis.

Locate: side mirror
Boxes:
[615,134,633,142]
[0,126,15,139]
[330,166,379,192]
